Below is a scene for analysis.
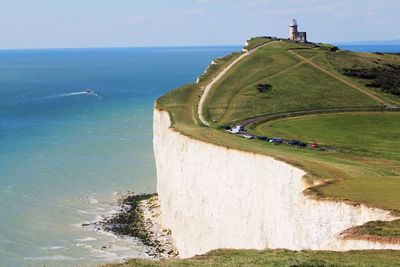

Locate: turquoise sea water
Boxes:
[0,46,239,267]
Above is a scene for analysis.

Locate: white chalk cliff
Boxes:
[153,109,400,258]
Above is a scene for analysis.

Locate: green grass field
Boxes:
[105,249,400,267]
[309,50,400,106]
[250,112,400,160]
[203,41,381,125]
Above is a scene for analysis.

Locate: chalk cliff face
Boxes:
[153,109,400,258]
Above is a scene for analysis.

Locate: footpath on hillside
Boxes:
[198,41,398,129]
[197,41,277,126]
[288,49,396,108]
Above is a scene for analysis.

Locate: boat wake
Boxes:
[49,90,99,99]
[6,89,102,107]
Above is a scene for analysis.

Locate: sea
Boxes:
[1,43,399,267]
[0,46,239,267]
[336,43,400,53]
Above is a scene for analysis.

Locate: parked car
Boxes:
[242,134,255,140]
[297,142,307,147]
[230,125,242,134]
[288,140,300,145]
[269,137,283,144]
[311,143,319,148]
[257,136,269,141]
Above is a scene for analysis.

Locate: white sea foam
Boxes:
[73,191,155,262]
[40,246,67,251]
[87,197,99,204]
[75,237,96,242]
[77,209,90,214]
[61,91,90,96]
[24,255,83,261]
[74,243,121,261]
[71,221,91,228]
[75,243,92,249]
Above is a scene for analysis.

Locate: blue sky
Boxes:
[1,0,399,49]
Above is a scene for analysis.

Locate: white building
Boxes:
[289,19,307,43]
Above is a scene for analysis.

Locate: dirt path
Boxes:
[232,48,400,129]
[218,53,322,123]
[197,41,277,126]
[199,44,397,130]
[288,49,394,107]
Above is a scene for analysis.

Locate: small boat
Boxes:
[85,89,94,94]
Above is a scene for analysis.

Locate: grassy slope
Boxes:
[105,249,400,267]
[250,112,400,160]
[244,37,273,51]
[346,220,400,238]
[203,41,380,125]
[309,49,400,106]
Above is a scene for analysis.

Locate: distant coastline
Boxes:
[335,43,400,53]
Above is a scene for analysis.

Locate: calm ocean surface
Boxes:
[337,43,400,53]
[0,43,399,267]
[0,46,239,267]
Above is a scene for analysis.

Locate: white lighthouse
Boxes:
[289,19,298,40]
[289,19,307,43]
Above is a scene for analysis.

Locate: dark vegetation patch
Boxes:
[257,83,272,92]
[329,46,339,52]
[342,64,400,95]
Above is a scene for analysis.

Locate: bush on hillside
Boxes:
[330,46,339,52]
[257,83,272,92]
[342,65,400,96]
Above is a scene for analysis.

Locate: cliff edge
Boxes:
[153,108,400,258]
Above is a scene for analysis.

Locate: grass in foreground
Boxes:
[104,249,400,267]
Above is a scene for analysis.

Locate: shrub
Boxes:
[330,46,339,52]
[342,65,400,96]
[257,83,272,92]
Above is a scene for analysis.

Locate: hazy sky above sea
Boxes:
[1,0,399,49]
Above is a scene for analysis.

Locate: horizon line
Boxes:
[1,38,399,51]
[0,44,243,52]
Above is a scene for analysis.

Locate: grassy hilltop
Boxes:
[106,38,400,266]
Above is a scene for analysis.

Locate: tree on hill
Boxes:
[257,83,272,92]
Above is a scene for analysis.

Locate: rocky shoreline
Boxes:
[83,193,178,259]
